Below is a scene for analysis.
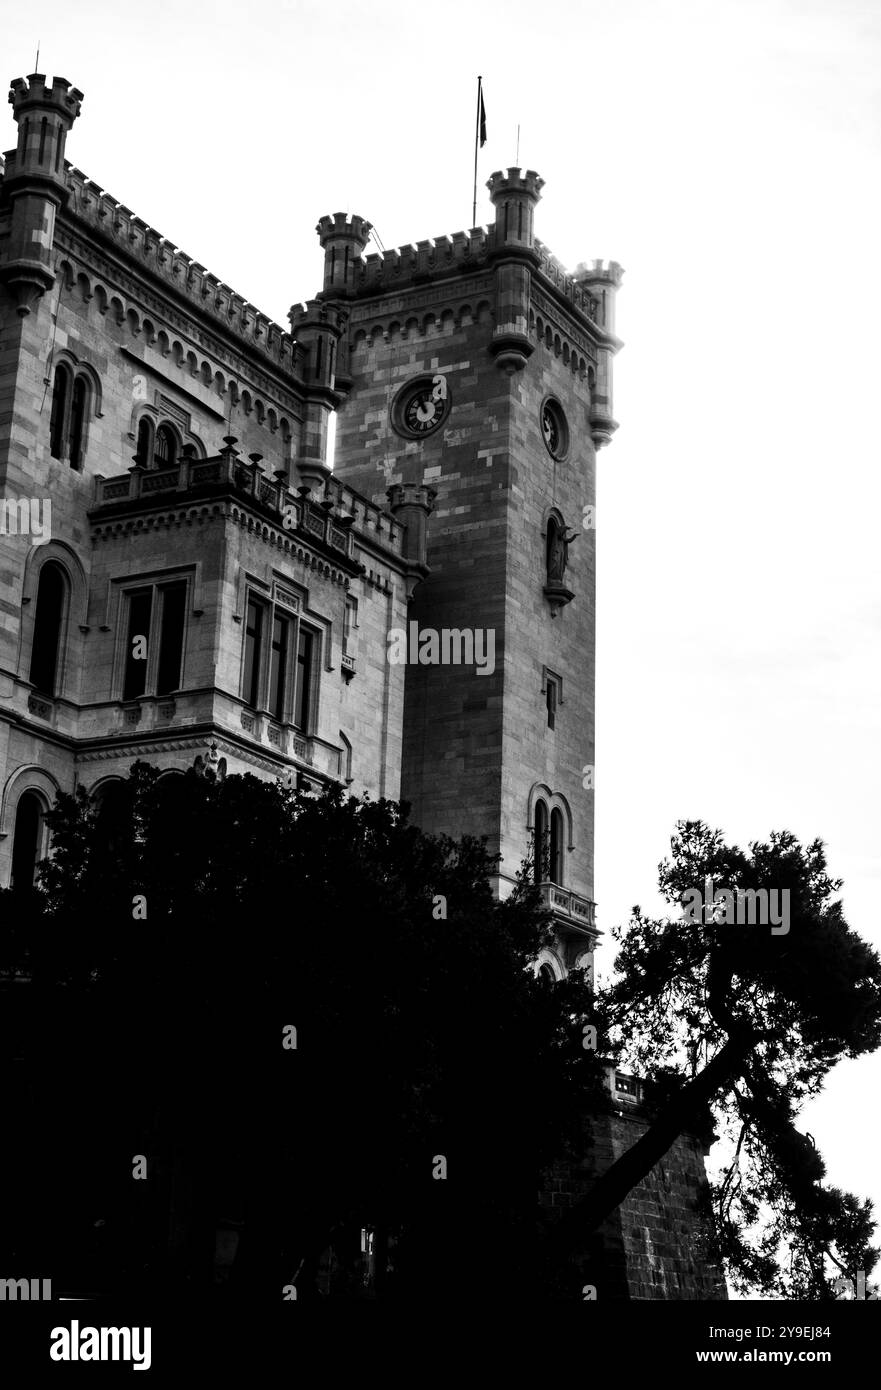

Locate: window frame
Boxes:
[268,609,292,722]
[48,361,94,470]
[541,667,563,729]
[117,574,191,702]
[240,590,315,729]
[294,624,317,733]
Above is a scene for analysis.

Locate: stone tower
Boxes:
[324,170,623,979]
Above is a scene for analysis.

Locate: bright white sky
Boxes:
[8,0,880,1283]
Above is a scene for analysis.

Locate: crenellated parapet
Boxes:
[47,163,300,374]
[351,226,491,296]
[534,241,624,330]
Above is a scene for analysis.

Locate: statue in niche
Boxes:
[546,516,578,584]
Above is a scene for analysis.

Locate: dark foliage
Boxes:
[0,764,602,1301]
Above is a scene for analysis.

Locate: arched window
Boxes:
[153,423,178,469]
[539,963,555,983]
[11,791,44,891]
[48,363,94,468]
[69,376,88,471]
[29,562,66,696]
[49,363,71,460]
[549,808,564,885]
[136,416,153,466]
[534,799,549,884]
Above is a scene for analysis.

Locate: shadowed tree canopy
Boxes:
[0,762,604,1301]
[3,779,878,1301]
[557,820,881,1299]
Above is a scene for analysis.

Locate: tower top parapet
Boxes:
[316,212,373,246]
[574,258,625,288]
[8,73,83,121]
[486,167,545,202]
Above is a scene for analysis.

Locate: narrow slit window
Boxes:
[546,677,558,729]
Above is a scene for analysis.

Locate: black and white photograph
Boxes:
[0,0,879,1373]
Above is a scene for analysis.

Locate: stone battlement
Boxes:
[357,225,490,292]
[9,159,300,376]
[535,242,624,315]
[8,73,83,120]
[487,167,545,201]
[314,224,606,325]
[316,212,373,244]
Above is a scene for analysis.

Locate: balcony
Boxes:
[90,441,358,565]
[537,881,597,935]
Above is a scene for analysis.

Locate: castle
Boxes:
[0,74,725,1298]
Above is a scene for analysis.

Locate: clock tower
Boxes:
[301,171,623,979]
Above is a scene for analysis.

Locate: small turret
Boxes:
[288,299,349,484]
[0,74,83,315]
[574,259,624,335]
[573,260,624,448]
[387,483,436,601]
[316,212,372,298]
[487,167,544,252]
[485,167,545,373]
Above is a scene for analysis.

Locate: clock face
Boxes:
[392,375,451,439]
[540,398,568,459]
[541,405,559,454]
[405,388,443,434]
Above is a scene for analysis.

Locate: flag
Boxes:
[478,86,487,147]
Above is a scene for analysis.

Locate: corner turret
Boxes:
[487,167,544,252]
[0,73,83,315]
[484,167,545,374]
[316,212,372,298]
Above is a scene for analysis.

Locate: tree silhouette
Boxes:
[550,820,881,1298]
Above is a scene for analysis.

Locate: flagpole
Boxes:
[472,75,482,227]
